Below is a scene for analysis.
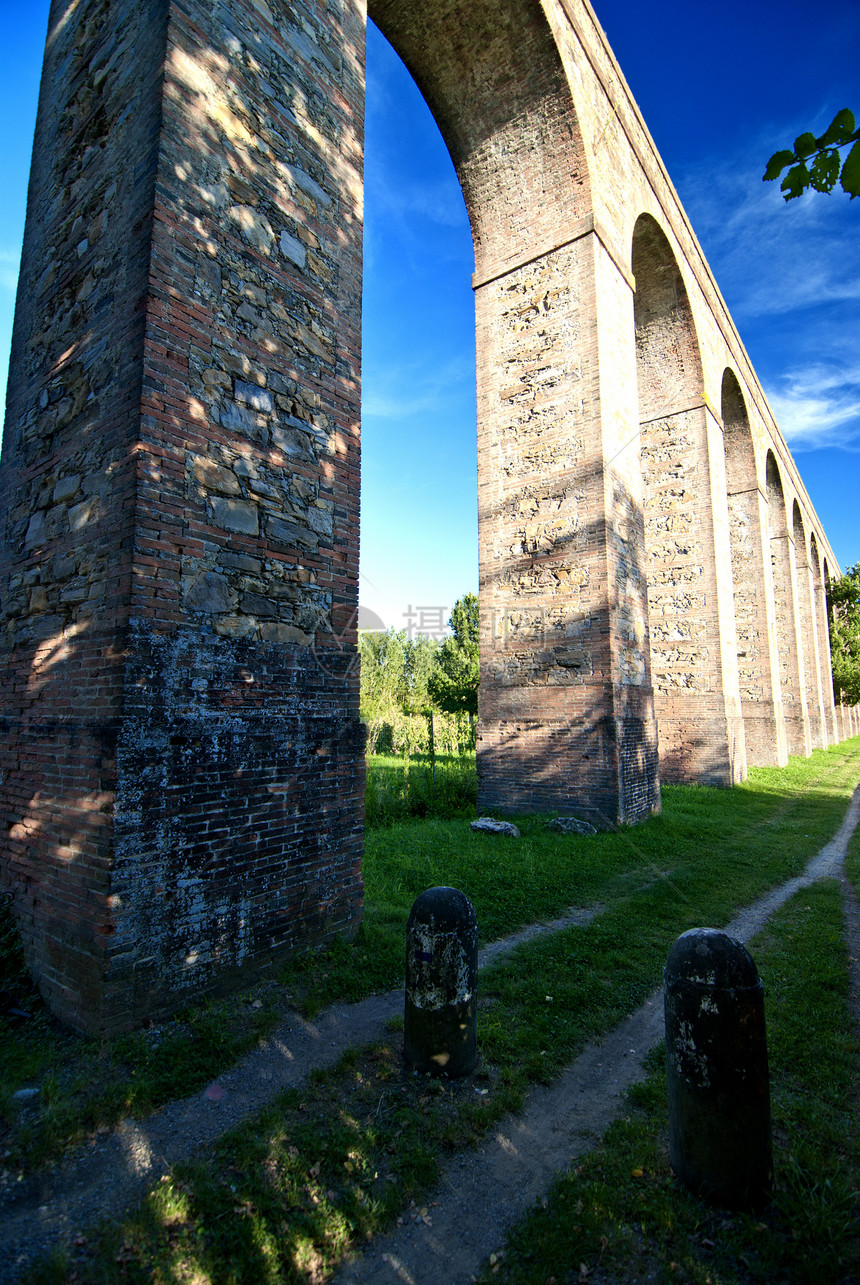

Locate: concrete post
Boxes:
[664,928,772,1210]
[404,887,478,1077]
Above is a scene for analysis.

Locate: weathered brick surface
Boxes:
[0,0,855,1031]
[1,0,366,1033]
[722,370,787,767]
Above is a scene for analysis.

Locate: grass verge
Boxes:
[17,741,860,1283]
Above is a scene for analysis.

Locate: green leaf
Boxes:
[793,132,817,158]
[781,161,810,201]
[819,108,856,147]
[809,149,840,193]
[763,149,795,181]
[840,139,860,199]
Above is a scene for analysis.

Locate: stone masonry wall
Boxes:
[0,0,171,1024]
[372,0,659,826]
[0,0,367,1033]
[632,215,745,786]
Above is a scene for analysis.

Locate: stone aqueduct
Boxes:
[1,0,857,1032]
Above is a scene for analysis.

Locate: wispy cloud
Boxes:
[362,354,473,420]
[671,114,860,456]
[764,362,860,452]
[366,165,466,230]
[674,118,860,324]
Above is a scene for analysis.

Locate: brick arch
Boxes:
[767,456,810,756]
[370,0,637,823]
[632,214,703,419]
[2,0,673,1036]
[722,371,785,765]
[721,370,755,490]
[7,0,853,1032]
[369,0,591,279]
[634,220,745,785]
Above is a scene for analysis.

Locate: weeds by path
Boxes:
[364,753,477,827]
[480,878,860,1285]
[18,741,860,1283]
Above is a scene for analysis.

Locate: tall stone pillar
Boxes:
[0,0,367,1033]
[801,561,827,749]
[771,532,812,758]
[475,225,659,825]
[370,0,661,825]
[727,483,787,766]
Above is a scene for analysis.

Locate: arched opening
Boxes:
[370,0,657,823]
[0,0,673,1032]
[369,0,591,277]
[359,19,477,753]
[766,454,810,756]
[792,502,825,748]
[633,217,745,785]
[721,369,786,766]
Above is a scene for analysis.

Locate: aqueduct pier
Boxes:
[1,0,857,1032]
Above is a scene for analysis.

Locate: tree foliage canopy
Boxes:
[764,108,860,202]
[427,593,480,718]
[357,593,480,753]
[827,562,860,706]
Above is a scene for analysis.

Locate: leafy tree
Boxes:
[428,592,480,718]
[402,633,440,715]
[827,563,860,706]
[764,108,860,202]
[358,628,409,751]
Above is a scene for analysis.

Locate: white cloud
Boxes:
[765,362,860,452]
[674,121,860,324]
[366,166,466,230]
[670,116,860,458]
[362,354,473,420]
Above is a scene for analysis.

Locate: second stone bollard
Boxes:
[404,886,478,1077]
[664,928,773,1210]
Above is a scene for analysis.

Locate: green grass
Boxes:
[17,739,860,1283]
[0,989,283,1173]
[4,742,860,1175]
[283,741,860,1014]
[363,751,478,826]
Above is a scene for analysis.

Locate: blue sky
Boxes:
[1,1,858,636]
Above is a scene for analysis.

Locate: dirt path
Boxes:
[0,907,599,1279]
[2,789,859,1282]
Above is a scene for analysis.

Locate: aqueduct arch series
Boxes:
[1,0,856,1033]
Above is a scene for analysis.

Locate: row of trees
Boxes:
[359,593,479,755]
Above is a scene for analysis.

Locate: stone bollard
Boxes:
[664,928,772,1210]
[404,886,478,1077]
